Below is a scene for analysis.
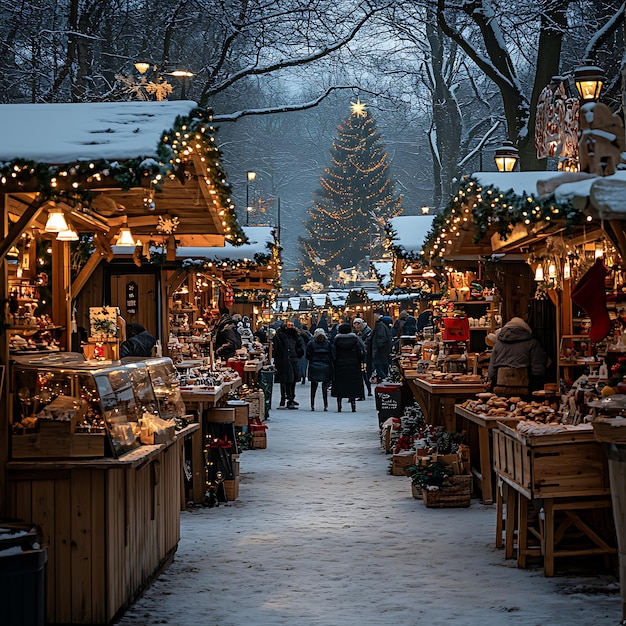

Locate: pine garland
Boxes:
[420,175,583,263]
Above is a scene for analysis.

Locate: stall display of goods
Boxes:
[11,356,186,458]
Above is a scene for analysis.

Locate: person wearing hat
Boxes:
[306,328,333,411]
[331,323,366,412]
[488,317,547,393]
[353,317,373,397]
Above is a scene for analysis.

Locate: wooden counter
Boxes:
[408,377,487,432]
[493,421,614,576]
[7,433,188,624]
[455,405,520,505]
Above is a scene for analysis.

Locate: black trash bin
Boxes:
[0,523,47,626]
[258,368,275,416]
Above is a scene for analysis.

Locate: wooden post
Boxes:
[607,447,626,621]
[0,194,9,515]
[51,239,72,351]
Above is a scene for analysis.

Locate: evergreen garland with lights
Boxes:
[0,106,247,246]
[419,175,584,264]
[298,100,403,283]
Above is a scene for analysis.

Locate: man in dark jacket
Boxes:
[488,317,547,391]
[214,310,242,360]
[394,310,417,337]
[272,320,306,409]
[371,309,393,382]
[120,323,157,358]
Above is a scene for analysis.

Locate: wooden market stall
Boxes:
[0,101,247,623]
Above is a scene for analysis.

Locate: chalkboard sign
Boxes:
[375,383,403,425]
[126,281,138,315]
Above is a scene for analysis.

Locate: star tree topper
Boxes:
[351,97,367,118]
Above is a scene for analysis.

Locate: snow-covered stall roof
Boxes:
[368,292,422,302]
[311,294,328,307]
[472,171,570,197]
[387,215,436,255]
[0,101,244,244]
[0,100,198,162]
[371,260,393,289]
[328,291,348,306]
[176,227,275,262]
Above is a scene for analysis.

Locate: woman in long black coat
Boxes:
[306,328,333,411]
[272,320,306,409]
[331,323,365,412]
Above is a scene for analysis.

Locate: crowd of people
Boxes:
[202,306,548,413]
[270,308,418,413]
[269,308,548,411]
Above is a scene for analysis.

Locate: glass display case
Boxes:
[11,356,167,458]
[143,357,187,421]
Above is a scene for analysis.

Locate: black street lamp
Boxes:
[246,171,256,226]
[494,140,519,172]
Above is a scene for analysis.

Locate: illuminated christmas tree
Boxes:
[298,99,403,283]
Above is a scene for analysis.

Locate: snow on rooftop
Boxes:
[177,227,275,260]
[388,215,435,253]
[472,171,567,196]
[0,100,198,163]
[371,260,392,288]
[311,294,327,306]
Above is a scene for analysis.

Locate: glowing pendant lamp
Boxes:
[44,207,69,232]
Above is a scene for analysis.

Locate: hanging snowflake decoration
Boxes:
[115,73,150,101]
[145,79,174,101]
[157,215,180,234]
[116,73,173,101]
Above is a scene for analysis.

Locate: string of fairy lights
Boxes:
[0,107,246,246]
[419,175,583,264]
[300,100,402,282]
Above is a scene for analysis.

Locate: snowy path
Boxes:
[116,383,621,626]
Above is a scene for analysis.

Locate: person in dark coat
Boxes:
[120,323,157,358]
[394,310,417,337]
[488,317,547,392]
[371,309,393,383]
[298,324,312,384]
[352,317,373,397]
[306,328,333,411]
[272,320,306,409]
[331,323,365,412]
[214,310,242,360]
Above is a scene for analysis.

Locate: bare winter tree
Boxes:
[435,0,626,170]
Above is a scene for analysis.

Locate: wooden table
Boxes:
[408,377,487,432]
[455,405,520,505]
[493,421,614,576]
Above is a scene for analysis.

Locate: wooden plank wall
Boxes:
[7,444,181,624]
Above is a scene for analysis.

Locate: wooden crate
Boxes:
[493,422,610,500]
[391,453,415,476]
[226,401,250,426]
[223,477,239,501]
[204,407,235,423]
[251,431,267,449]
[422,475,472,508]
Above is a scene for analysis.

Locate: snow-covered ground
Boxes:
[115,383,622,626]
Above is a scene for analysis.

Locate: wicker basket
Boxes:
[421,474,472,508]
[411,483,422,499]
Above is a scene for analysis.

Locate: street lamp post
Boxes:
[246,171,256,226]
